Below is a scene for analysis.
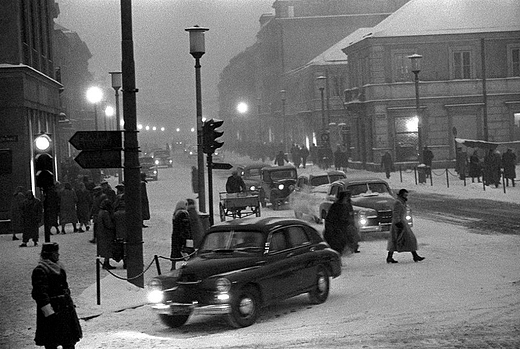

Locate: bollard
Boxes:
[446,168,449,188]
[399,165,403,182]
[154,255,162,276]
[414,166,418,185]
[502,172,506,194]
[430,171,433,186]
[96,257,101,305]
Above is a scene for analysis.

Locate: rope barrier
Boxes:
[446,169,459,177]
[431,169,446,176]
[96,257,156,281]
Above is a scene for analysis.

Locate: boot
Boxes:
[386,251,398,264]
[12,234,19,241]
[412,251,425,262]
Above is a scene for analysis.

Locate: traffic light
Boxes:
[202,118,224,155]
[34,134,54,189]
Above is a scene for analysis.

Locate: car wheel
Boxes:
[308,265,330,304]
[227,286,260,328]
[259,191,267,208]
[158,313,191,328]
[255,204,261,217]
[294,211,303,219]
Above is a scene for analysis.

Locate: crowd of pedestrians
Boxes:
[10,173,151,270]
[458,148,517,187]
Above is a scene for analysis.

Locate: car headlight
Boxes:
[358,213,368,227]
[215,278,231,293]
[146,279,164,304]
[154,160,159,165]
[250,185,256,191]
[278,184,284,190]
[153,170,157,175]
[169,159,173,164]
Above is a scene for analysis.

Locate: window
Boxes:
[287,226,310,247]
[269,231,287,252]
[453,51,472,79]
[509,46,520,77]
[393,53,412,82]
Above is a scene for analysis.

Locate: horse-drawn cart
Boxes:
[219,192,261,221]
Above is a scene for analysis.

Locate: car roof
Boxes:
[332,177,389,186]
[208,216,313,233]
[238,163,271,170]
[300,170,346,178]
[264,165,296,171]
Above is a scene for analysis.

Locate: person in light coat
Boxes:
[386,189,424,263]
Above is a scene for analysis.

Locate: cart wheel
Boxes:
[259,191,267,208]
[255,204,261,217]
[219,203,226,222]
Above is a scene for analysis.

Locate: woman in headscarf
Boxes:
[171,200,192,270]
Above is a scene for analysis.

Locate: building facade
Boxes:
[342,0,520,170]
[218,0,410,158]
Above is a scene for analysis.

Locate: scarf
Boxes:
[38,258,64,276]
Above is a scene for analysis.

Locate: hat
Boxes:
[42,242,59,254]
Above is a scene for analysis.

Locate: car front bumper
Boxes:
[151,301,231,316]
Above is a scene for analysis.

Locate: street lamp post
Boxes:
[257,97,262,145]
[316,76,327,132]
[110,71,123,183]
[409,53,423,163]
[186,25,209,214]
[86,86,103,131]
[280,90,287,153]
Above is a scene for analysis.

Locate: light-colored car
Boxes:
[290,171,346,223]
[318,178,413,233]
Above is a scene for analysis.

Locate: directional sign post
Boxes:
[212,162,233,170]
[69,131,122,169]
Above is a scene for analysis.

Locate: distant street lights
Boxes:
[280,89,287,153]
[104,105,115,130]
[86,86,103,131]
[408,53,423,163]
[186,24,209,213]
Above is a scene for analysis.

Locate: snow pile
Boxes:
[75,275,148,320]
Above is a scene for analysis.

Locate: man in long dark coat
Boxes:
[32,242,82,348]
[502,148,517,187]
[323,191,359,254]
[141,173,151,227]
[20,190,42,247]
[381,151,394,179]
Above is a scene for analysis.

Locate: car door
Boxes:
[262,228,301,301]
[285,226,316,292]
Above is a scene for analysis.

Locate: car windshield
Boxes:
[269,169,297,181]
[154,151,170,158]
[199,230,265,253]
[245,168,262,178]
[348,183,390,196]
[140,157,154,166]
[310,176,329,186]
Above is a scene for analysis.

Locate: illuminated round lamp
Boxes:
[236,102,248,114]
[34,134,52,152]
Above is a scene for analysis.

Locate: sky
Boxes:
[55,0,274,141]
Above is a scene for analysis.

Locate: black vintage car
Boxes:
[259,165,297,209]
[147,217,341,328]
[236,163,271,192]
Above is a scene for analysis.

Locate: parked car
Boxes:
[290,171,346,223]
[259,165,297,209]
[236,163,272,192]
[318,178,413,232]
[151,149,173,167]
[146,217,342,328]
[139,156,158,181]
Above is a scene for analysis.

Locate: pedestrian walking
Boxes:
[300,145,309,168]
[97,199,116,269]
[502,148,516,187]
[468,150,482,183]
[484,149,501,187]
[113,189,127,269]
[422,146,434,177]
[44,184,61,235]
[75,182,92,232]
[333,145,346,171]
[31,242,82,348]
[186,198,205,249]
[58,183,78,234]
[10,186,25,241]
[171,200,192,270]
[141,173,151,227]
[381,151,394,179]
[274,150,288,166]
[89,186,106,244]
[386,189,424,263]
[20,190,42,247]
[291,144,301,168]
[323,191,360,255]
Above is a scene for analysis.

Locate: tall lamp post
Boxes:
[86,86,103,131]
[186,25,209,214]
[409,53,423,163]
[316,75,327,132]
[280,90,287,153]
[110,71,123,183]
